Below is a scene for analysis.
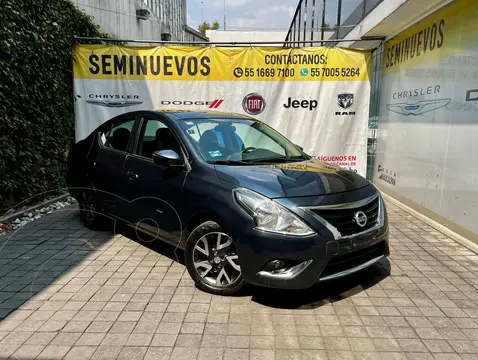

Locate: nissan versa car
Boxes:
[67,110,389,295]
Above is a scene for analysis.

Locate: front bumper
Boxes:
[228,187,390,290]
[234,224,388,290]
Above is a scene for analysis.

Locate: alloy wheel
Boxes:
[193,232,241,287]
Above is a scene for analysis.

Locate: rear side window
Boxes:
[101,119,135,152]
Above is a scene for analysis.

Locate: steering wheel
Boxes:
[241,147,257,154]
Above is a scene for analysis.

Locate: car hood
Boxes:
[214,159,370,198]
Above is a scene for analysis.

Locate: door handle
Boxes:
[127,171,138,180]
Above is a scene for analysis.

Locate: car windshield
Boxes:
[177,117,307,164]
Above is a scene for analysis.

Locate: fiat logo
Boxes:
[242,93,266,115]
[353,211,368,227]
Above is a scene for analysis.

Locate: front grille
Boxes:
[320,241,386,278]
[311,196,379,236]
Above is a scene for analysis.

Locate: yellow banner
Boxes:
[73,45,371,82]
[384,0,478,74]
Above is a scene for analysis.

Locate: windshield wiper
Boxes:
[209,160,249,165]
[247,156,306,164]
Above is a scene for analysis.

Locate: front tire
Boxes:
[185,221,246,296]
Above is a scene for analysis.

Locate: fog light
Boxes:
[263,260,286,273]
[258,260,313,279]
[272,260,285,271]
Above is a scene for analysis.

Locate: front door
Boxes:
[87,116,137,217]
[122,115,188,246]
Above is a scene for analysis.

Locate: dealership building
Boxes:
[72,0,207,43]
[288,0,478,241]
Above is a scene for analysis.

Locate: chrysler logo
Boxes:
[86,94,143,108]
[86,100,143,108]
[386,98,450,116]
[353,211,368,228]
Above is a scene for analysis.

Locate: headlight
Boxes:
[371,183,386,227]
[234,188,314,236]
[377,194,386,227]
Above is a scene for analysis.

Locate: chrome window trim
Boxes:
[301,192,384,240]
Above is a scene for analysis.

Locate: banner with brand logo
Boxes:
[73,45,371,174]
[374,0,478,235]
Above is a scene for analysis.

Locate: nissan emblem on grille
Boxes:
[353,211,368,227]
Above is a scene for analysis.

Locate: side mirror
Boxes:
[152,150,183,167]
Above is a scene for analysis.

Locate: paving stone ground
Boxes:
[0,200,477,360]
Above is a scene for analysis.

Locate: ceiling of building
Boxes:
[349,0,455,49]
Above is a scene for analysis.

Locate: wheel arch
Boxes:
[184,209,225,241]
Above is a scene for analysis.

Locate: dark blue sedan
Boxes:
[67,110,389,295]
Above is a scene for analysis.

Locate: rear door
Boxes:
[87,114,139,217]
[121,114,188,245]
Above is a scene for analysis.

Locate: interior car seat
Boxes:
[111,128,130,151]
[155,128,180,153]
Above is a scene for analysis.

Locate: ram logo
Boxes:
[338,93,354,109]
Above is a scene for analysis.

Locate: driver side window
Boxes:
[101,119,135,152]
[136,118,181,159]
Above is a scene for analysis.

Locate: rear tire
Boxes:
[78,190,108,230]
[185,221,246,296]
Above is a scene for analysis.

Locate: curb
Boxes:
[382,192,478,255]
[0,193,71,223]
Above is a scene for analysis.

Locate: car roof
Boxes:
[150,110,256,121]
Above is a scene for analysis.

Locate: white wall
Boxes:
[205,30,288,45]
[300,31,335,44]
[374,0,478,239]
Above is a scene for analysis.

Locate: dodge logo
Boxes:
[243,93,266,115]
[353,211,368,228]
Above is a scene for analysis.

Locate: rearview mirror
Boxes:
[152,150,183,167]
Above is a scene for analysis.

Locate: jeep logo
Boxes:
[283,97,318,110]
